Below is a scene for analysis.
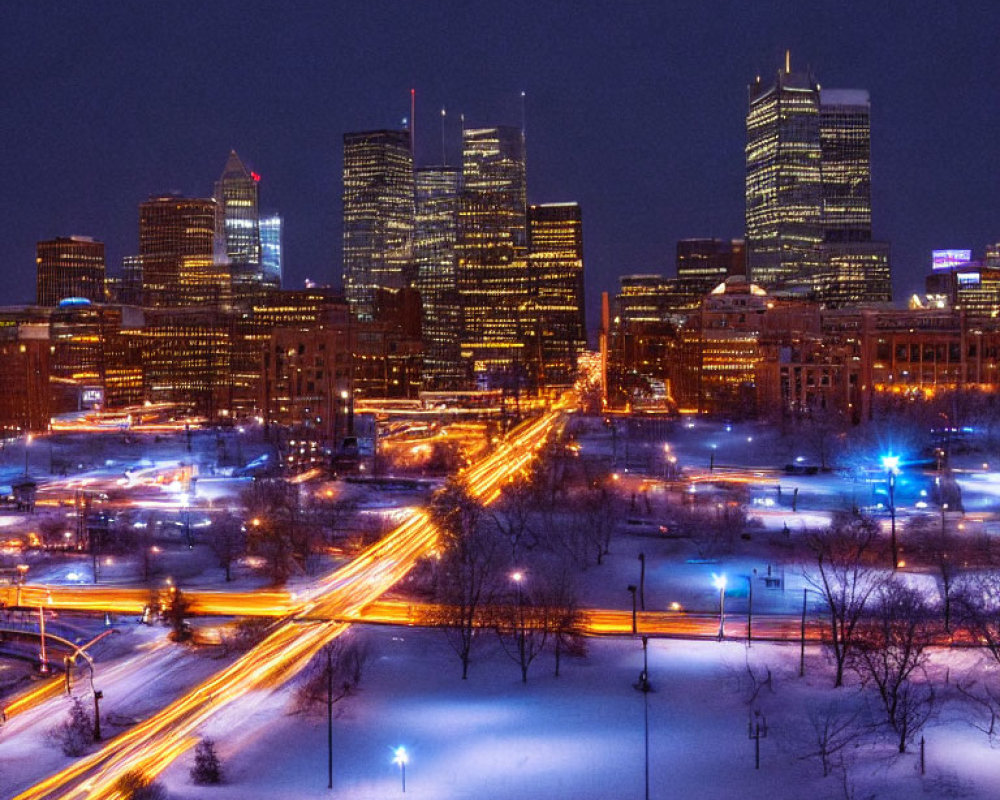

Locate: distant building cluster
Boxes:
[605,54,1000,418]
[1,115,587,442]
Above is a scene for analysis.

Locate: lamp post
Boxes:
[627,585,637,634]
[881,455,900,569]
[38,605,49,673]
[638,553,646,611]
[24,432,32,475]
[511,571,526,681]
[800,587,823,677]
[393,746,408,793]
[709,443,716,472]
[745,572,754,644]
[712,573,727,640]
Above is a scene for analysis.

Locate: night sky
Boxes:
[3,1,999,331]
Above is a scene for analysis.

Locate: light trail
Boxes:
[15,408,562,800]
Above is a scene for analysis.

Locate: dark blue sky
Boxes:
[3,1,998,329]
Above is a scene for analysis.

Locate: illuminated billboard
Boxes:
[932,249,972,270]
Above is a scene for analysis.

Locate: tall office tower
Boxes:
[415,166,463,388]
[457,125,530,383]
[819,90,872,243]
[259,214,283,288]
[139,195,226,307]
[36,236,106,306]
[816,89,891,304]
[215,151,262,304]
[342,129,414,322]
[676,239,746,304]
[745,56,823,289]
[528,203,586,386]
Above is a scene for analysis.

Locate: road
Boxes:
[12,408,563,800]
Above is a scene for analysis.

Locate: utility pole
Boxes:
[327,646,333,789]
[638,553,646,611]
[93,690,103,741]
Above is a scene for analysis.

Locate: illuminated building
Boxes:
[527,203,586,386]
[126,308,232,416]
[215,151,262,303]
[746,55,823,290]
[457,125,530,383]
[747,58,890,304]
[414,166,463,388]
[816,241,891,307]
[139,195,227,307]
[49,299,143,411]
[676,239,746,306]
[0,321,50,434]
[673,277,771,415]
[926,262,1000,318]
[819,90,871,243]
[259,214,283,288]
[36,236,106,306]
[342,129,414,322]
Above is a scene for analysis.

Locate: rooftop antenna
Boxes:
[520,89,527,139]
[440,108,447,166]
[410,88,416,157]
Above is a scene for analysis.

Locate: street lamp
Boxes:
[709,443,717,472]
[881,454,900,569]
[712,573,727,640]
[627,584,638,634]
[392,746,408,793]
[24,432,33,475]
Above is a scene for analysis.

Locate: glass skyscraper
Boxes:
[527,203,586,386]
[342,129,414,322]
[36,236,106,306]
[457,125,530,382]
[745,58,823,290]
[215,151,261,304]
[259,214,282,289]
[746,57,890,304]
[415,166,463,388]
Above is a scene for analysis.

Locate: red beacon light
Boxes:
[250,171,261,182]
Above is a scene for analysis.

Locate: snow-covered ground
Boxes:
[135,628,1000,800]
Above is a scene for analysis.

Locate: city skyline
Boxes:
[3,2,999,333]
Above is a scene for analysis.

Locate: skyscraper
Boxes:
[215,151,262,304]
[342,129,414,322]
[139,195,225,307]
[747,56,890,304]
[819,90,872,243]
[36,236,106,306]
[528,203,586,386]
[259,214,283,288]
[745,56,823,289]
[676,239,746,304]
[457,125,530,382]
[414,166,463,388]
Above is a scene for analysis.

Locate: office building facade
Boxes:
[415,166,463,388]
[527,203,586,385]
[215,151,262,303]
[36,236,106,306]
[342,129,415,322]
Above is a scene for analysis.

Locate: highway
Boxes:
[12,407,563,800]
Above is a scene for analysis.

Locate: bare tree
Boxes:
[164,587,192,643]
[804,512,885,688]
[851,580,935,753]
[241,480,307,585]
[908,513,976,632]
[293,634,370,713]
[578,481,621,566]
[493,571,551,683]
[799,699,867,777]
[957,674,1000,744]
[956,573,1000,670]
[548,567,586,678]
[209,512,246,583]
[430,482,503,679]
[490,479,539,566]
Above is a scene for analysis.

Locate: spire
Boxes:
[219,150,251,181]
[785,49,791,73]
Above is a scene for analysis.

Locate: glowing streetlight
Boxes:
[709,443,717,472]
[881,455,900,568]
[712,573,727,639]
[392,746,409,792]
[24,432,33,475]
